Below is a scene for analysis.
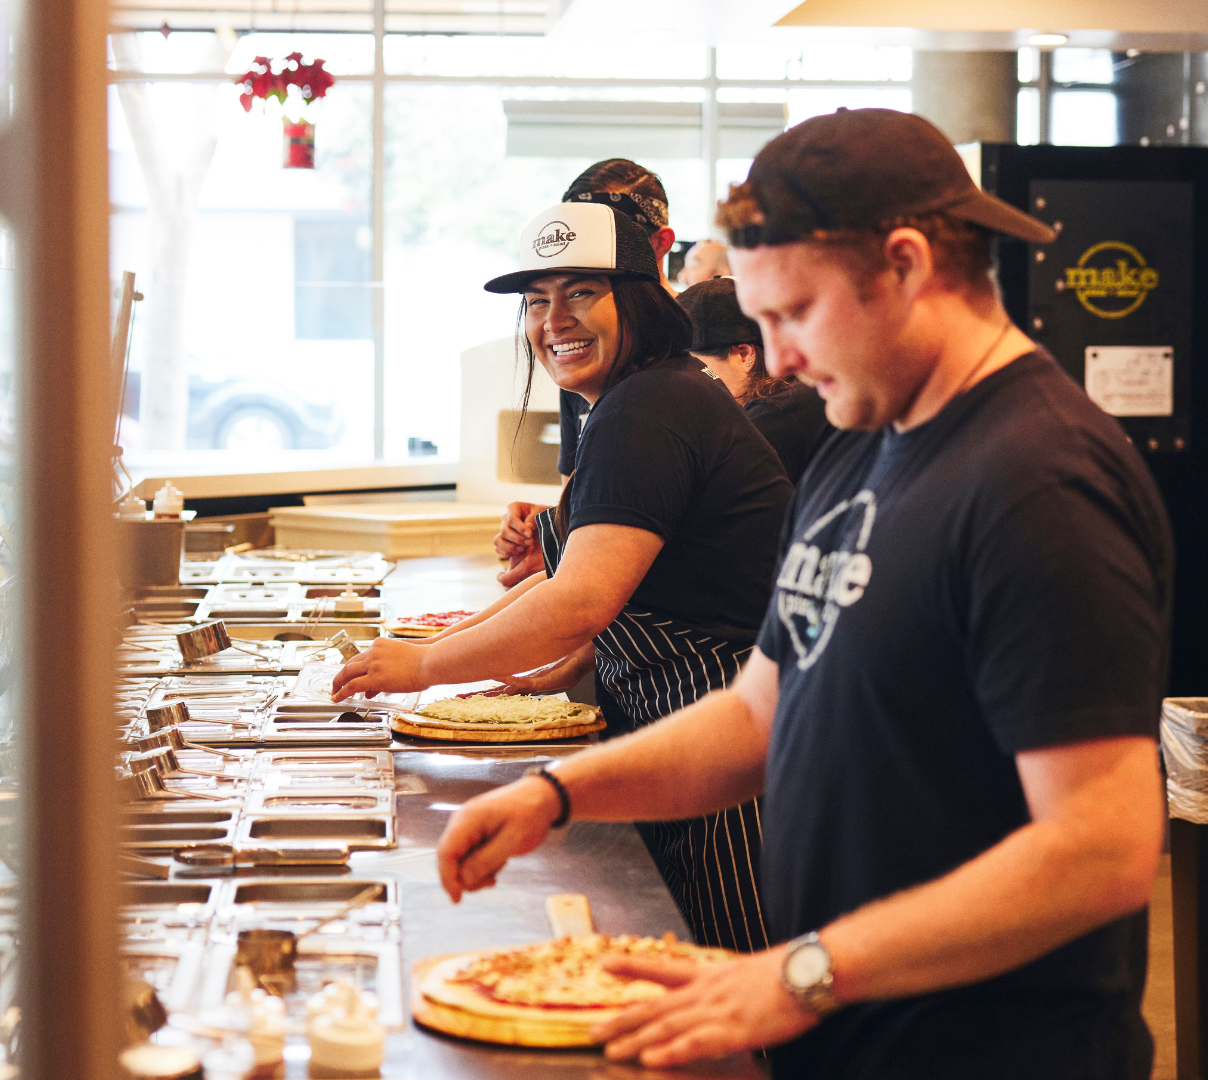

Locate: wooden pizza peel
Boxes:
[410,893,604,1047]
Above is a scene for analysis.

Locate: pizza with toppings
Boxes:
[391,694,605,743]
[413,934,732,1046]
[384,610,476,638]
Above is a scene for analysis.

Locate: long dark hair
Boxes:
[513,274,692,541]
[691,342,791,403]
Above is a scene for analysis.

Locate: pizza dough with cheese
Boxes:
[415,934,732,1044]
[391,695,605,742]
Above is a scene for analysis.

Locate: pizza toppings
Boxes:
[385,611,476,637]
[417,695,595,727]
[446,934,731,1010]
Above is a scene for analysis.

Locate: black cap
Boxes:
[728,108,1057,248]
[678,277,762,353]
[484,202,660,294]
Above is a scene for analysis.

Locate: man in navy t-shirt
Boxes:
[436,109,1172,1080]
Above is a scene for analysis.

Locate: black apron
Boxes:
[536,508,769,953]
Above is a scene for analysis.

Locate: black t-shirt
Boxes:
[755,350,1172,1080]
[570,353,793,642]
[557,389,590,476]
[744,382,832,483]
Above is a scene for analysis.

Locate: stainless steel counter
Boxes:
[352,556,763,1079]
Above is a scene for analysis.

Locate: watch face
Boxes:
[787,943,830,989]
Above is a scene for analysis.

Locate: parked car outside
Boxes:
[121,370,344,452]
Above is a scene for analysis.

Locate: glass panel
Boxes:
[1053,48,1115,85]
[1017,87,1041,145]
[108,35,374,473]
[1051,90,1118,145]
[107,32,374,87]
[382,82,706,460]
[1018,47,1039,85]
[786,85,911,126]
[384,33,707,79]
[715,42,911,83]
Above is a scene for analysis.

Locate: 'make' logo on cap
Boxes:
[533,220,577,258]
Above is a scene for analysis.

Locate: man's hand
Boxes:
[591,946,816,1067]
[331,638,430,701]
[498,545,545,589]
[502,642,595,695]
[437,777,564,902]
[493,502,547,560]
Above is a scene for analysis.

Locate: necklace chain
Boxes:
[953,321,1013,398]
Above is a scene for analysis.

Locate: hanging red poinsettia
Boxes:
[235,53,336,169]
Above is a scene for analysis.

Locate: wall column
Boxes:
[912,51,1018,144]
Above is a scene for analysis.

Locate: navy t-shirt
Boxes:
[744,382,832,483]
[557,389,590,476]
[756,349,1172,1080]
[569,353,792,642]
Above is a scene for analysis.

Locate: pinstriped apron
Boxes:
[536,508,770,953]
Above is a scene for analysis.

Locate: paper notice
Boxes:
[1084,346,1173,417]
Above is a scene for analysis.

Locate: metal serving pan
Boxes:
[244,790,394,816]
[235,815,395,851]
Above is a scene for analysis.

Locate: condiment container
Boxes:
[333,587,365,619]
[308,981,383,1078]
[118,1044,203,1080]
[152,482,185,520]
[118,492,148,520]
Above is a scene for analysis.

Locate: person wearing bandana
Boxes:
[493,160,676,591]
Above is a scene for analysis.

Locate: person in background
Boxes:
[494,159,676,589]
[335,202,792,953]
[677,238,732,286]
[680,275,831,483]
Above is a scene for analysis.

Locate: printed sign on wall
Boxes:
[1028,180,1193,451]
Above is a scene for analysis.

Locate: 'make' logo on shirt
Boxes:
[777,491,875,671]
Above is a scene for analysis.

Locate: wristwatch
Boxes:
[781,932,842,1019]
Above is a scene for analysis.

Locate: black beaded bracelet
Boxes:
[526,765,571,828]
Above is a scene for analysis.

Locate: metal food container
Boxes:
[175,621,232,661]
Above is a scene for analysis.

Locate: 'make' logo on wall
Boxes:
[1062,241,1159,320]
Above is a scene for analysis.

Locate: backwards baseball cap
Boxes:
[724,108,1057,247]
[678,277,762,353]
[484,202,660,294]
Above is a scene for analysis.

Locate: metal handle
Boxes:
[302,884,382,936]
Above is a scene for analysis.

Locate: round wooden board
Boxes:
[389,705,605,743]
[410,955,603,1048]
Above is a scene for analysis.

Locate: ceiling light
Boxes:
[1028,33,1068,46]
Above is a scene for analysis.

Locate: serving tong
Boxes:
[132,725,243,761]
[129,745,243,783]
[118,764,229,803]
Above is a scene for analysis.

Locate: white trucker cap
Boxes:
[484,201,660,294]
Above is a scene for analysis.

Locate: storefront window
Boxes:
[109,32,374,471]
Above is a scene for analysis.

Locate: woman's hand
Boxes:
[502,641,595,695]
[331,638,431,701]
[498,546,545,589]
[437,776,565,902]
[493,502,546,559]
[590,946,816,1067]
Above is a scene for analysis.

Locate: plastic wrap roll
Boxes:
[1161,698,1208,824]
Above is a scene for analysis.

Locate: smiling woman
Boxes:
[519,273,690,406]
[333,201,793,952]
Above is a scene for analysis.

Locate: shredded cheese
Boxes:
[417,695,589,726]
